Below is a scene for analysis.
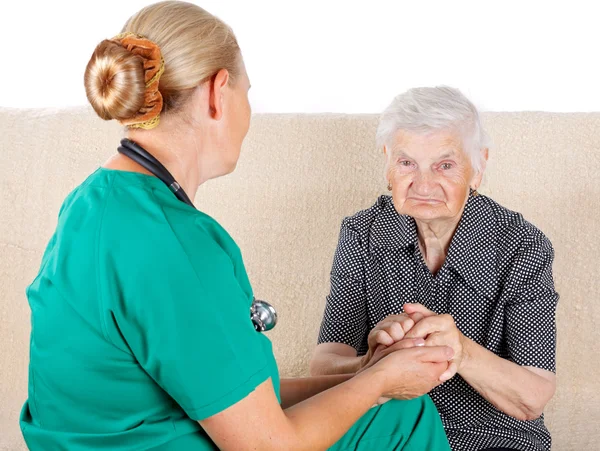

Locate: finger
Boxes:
[371,343,393,367]
[399,316,415,333]
[404,316,447,339]
[375,338,425,360]
[439,361,458,382]
[380,315,415,335]
[380,321,406,342]
[379,314,409,323]
[388,338,426,351]
[416,345,455,363]
[407,312,425,325]
[375,343,388,352]
[403,303,436,317]
[370,329,394,347]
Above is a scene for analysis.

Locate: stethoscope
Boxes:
[118,138,278,333]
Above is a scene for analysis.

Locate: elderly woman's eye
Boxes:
[440,162,453,170]
[399,160,413,167]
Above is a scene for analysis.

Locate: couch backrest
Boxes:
[1,107,599,450]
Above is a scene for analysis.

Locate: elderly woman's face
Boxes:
[387,129,481,222]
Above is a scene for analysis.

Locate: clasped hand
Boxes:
[358,303,466,402]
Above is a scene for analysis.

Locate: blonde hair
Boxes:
[84,1,241,123]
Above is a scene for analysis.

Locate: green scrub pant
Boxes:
[152,395,449,450]
[329,395,449,451]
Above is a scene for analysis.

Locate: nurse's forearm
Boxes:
[280,375,353,409]
[459,338,556,421]
[280,369,385,450]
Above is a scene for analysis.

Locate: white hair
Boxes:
[376,86,489,172]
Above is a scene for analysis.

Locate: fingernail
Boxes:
[415,338,425,346]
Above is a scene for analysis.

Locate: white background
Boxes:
[1,0,598,113]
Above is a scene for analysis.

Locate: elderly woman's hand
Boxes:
[403,303,467,382]
[359,314,417,370]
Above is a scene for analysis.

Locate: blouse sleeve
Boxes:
[317,218,369,353]
[504,233,559,372]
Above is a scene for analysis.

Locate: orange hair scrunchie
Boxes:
[112,32,165,130]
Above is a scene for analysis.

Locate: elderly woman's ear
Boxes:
[471,147,489,191]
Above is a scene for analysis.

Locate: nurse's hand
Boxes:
[359,314,416,370]
[367,341,454,400]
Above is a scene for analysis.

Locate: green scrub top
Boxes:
[20,168,280,450]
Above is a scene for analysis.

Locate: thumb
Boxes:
[439,361,458,382]
[403,303,436,317]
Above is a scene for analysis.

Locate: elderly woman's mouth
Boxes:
[407,197,444,204]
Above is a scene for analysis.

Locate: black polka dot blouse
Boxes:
[318,193,559,451]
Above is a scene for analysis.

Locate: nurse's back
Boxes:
[19,3,279,449]
[21,169,237,449]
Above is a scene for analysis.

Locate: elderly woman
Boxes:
[310,87,558,451]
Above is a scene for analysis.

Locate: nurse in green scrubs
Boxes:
[20,2,453,450]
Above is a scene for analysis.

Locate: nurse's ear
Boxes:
[181,70,229,125]
[208,69,230,121]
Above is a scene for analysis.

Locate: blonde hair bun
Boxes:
[84,39,146,121]
[84,1,242,125]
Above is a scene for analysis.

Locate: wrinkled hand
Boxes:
[359,314,416,370]
[368,341,454,400]
[403,303,467,382]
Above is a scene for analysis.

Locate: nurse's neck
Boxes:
[104,122,223,204]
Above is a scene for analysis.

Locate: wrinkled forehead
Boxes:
[388,128,468,160]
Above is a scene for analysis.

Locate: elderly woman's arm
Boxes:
[311,218,369,375]
[405,235,559,421]
[311,343,364,375]
[460,339,556,421]
[405,304,556,421]
[310,217,418,376]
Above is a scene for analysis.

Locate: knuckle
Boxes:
[380,321,394,330]
[390,321,404,334]
[374,331,387,342]
[402,317,414,326]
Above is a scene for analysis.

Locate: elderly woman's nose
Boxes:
[411,171,436,194]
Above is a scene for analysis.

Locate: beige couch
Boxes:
[1,107,599,450]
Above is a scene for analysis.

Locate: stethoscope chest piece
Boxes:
[250,298,278,332]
